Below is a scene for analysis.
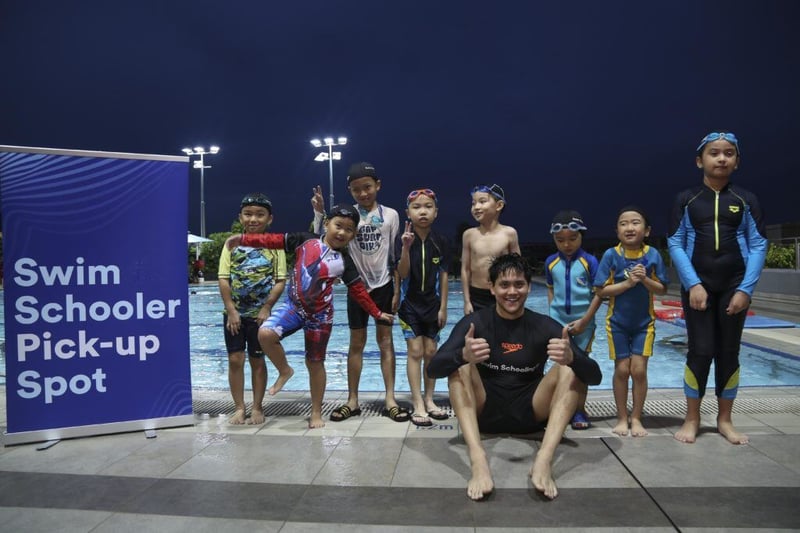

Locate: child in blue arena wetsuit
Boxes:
[395,188,451,427]
[594,206,668,437]
[224,204,395,429]
[545,210,602,430]
[667,131,766,445]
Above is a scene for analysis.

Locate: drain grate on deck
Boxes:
[192,398,455,418]
[193,396,800,418]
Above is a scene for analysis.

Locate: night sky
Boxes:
[2,1,798,243]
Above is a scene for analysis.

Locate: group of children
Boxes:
[217,129,767,446]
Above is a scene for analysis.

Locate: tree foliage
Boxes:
[765,243,796,269]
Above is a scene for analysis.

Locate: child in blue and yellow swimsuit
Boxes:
[595,206,668,437]
[224,204,394,429]
[545,209,601,430]
[667,131,766,445]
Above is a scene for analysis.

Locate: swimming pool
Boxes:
[184,282,800,392]
[2,285,799,391]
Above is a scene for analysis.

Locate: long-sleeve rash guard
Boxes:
[240,232,382,319]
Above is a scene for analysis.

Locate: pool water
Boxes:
[184,282,800,392]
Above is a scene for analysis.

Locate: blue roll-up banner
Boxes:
[0,146,194,445]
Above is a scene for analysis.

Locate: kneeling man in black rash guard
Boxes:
[428,253,602,501]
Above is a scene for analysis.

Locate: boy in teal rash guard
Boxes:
[544,210,601,429]
[668,131,766,445]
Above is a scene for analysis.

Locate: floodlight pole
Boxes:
[327,144,334,210]
[310,136,347,211]
[181,146,220,238]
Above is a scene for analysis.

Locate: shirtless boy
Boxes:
[461,184,520,314]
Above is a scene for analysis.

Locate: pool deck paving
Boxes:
[1,289,799,531]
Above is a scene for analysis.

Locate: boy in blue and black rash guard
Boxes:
[668,131,767,446]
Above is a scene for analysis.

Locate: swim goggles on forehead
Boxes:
[328,206,359,225]
[550,221,587,233]
[471,184,505,202]
[407,188,437,205]
[240,194,272,210]
[696,132,740,155]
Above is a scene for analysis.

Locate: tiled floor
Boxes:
[1,384,800,532]
[2,286,799,532]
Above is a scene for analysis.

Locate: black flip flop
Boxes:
[381,405,410,422]
[330,405,362,422]
[427,409,449,421]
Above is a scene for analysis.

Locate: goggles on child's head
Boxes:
[550,221,587,234]
[471,184,505,202]
[407,188,437,205]
[327,204,359,226]
[240,193,273,212]
[696,132,740,155]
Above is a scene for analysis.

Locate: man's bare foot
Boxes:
[467,456,494,501]
[674,418,699,443]
[268,367,295,395]
[718,419,749,445]
[308,414,325,429]
[530,455,558,500]
[630,418,648,437]
[228,409,246,425]
[248,409,265,425]
[612,419,629,436]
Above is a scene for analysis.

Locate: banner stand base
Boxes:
[3,414,195,447]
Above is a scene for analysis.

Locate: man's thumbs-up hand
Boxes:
[547,325,574,366]
[462,322,490,364]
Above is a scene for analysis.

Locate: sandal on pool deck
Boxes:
[330,405,362,422]
[381,406,410,422]
[570,411,591,430]
[411,412,433,427]
[427,409,449,421]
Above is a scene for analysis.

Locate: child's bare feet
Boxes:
[530,455,558,500]
[674,418,699,443]
[228,408,246,425]
[630,418,648,437]
[268,367,295,395]
[248,409,265,425]
[467,455,494,500]
[718,419,749,444]
[308,414,325,429]
[612,419,629,436]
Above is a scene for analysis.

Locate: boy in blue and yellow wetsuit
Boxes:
[544,210,601,429]
[668,131,766,445]
[595,207,668,437]
[395,188,451,427]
